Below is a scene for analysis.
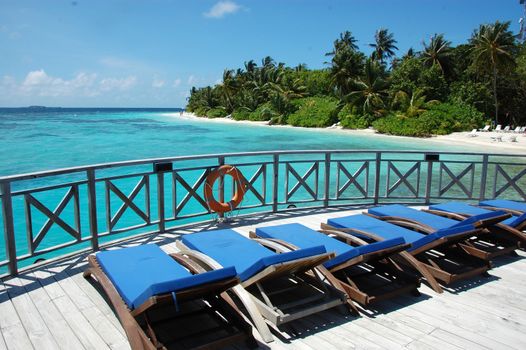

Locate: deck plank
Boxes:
[32,267,111,350]
[0,280,34,350]
[9,272,85,350]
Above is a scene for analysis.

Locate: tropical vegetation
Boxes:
[187,21,526,137]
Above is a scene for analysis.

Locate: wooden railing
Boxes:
[1,150,525,277]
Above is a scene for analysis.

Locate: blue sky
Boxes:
[0,0,523,108]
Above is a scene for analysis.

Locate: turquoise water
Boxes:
[0,109,474,176]
[0,109,483,272]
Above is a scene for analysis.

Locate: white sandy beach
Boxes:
[163,112,526,154]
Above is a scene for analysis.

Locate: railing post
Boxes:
[1,182,17,275]
[424,154,434,204]
[272,154,279,213]
[373,152,381,205]
[479,154,489,201]
[157,172,166,233]
[218,156,225,219]
[324,152,331,208]
[86,169,99,251]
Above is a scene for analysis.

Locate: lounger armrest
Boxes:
[251,237,295,253]
[318,228,371,246]
[423,209,466,221]
[363,212,435,233]
[455,210,511,228]
[175,240,224,270]
[170,253,208,274]
[478,206,524,216]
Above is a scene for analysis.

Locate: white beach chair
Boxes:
[479,125,490,132]
[508,135,518,142]
[512,126,521,133]
[495,125,502,132]
[503,126,511,132]
[467,129,478,137]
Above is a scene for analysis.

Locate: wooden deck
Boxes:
[1,207,526,350]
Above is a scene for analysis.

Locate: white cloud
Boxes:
[20,70,98,97]
[173,78,181,87]
[204,1,241,19]
[99,76,137,91]
[187,75,196,85]
[152,78,165,88]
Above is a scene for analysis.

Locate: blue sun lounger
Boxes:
[480,199,526,215]
[366,204,513,260]
[250,223,420,305]
[322,214,491,294]
[84,244,256,350]
[176,229,349,342]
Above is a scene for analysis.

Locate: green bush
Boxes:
[231,108,251,121]
[193,107,208,117]
[373,102,484,137]
[205,107,227,118]
[247,103,277,121]
[287,97,339,127]
[373,115,429,137]
[338,104,371,129]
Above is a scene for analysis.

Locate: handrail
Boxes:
[0,149,524,183]
[0,149,525,278]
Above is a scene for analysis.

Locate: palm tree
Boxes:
[392,89,438,118]
[345,59,389,116]
[470,21,516,124]
[325,31,359,57]
[220,69,238,112]
[369,28,398,64]
[422,34,452,74]
[330,47,365,96]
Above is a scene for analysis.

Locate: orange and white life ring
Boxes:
[204,165,246,213]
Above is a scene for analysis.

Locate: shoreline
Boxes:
[162,112,526,154]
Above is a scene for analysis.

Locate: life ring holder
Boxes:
[204,165,246,214]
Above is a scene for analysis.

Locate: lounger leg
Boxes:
[230,285,274,343]
[398,252,443,294]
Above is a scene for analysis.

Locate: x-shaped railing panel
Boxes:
[438,163,474,197]
[386,161,420,197]
[233,165,266,205]
[24,185,80,254]
[336,162,369,199]
[285,162,319,201]
[493,165,526,199]
[173,170,210,216]
[106,176,150,231]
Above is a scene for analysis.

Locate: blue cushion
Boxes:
[327,214,467,252]
[181,229,327,281]
[480,199,526,212]
[96,244,237,309]
[369,204,456,230]
[255,223,405,269]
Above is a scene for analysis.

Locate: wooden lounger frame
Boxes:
[249,230,421,306]
[389,209,522,260]
[320,222,491,294]
[176,239,353,343]
[84,253,257,350]
[479,205,525,217]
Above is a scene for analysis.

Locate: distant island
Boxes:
[186,21,525,137]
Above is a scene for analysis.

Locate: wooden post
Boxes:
[324,152,331,208]
[86,169,99,251]
[479,154,489,201]
[373,152,381,205]
[157,172,165,233]
[1,182,17,275]
[272,154,279,212]
[425,155,434,205]
[218,156,225,219]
